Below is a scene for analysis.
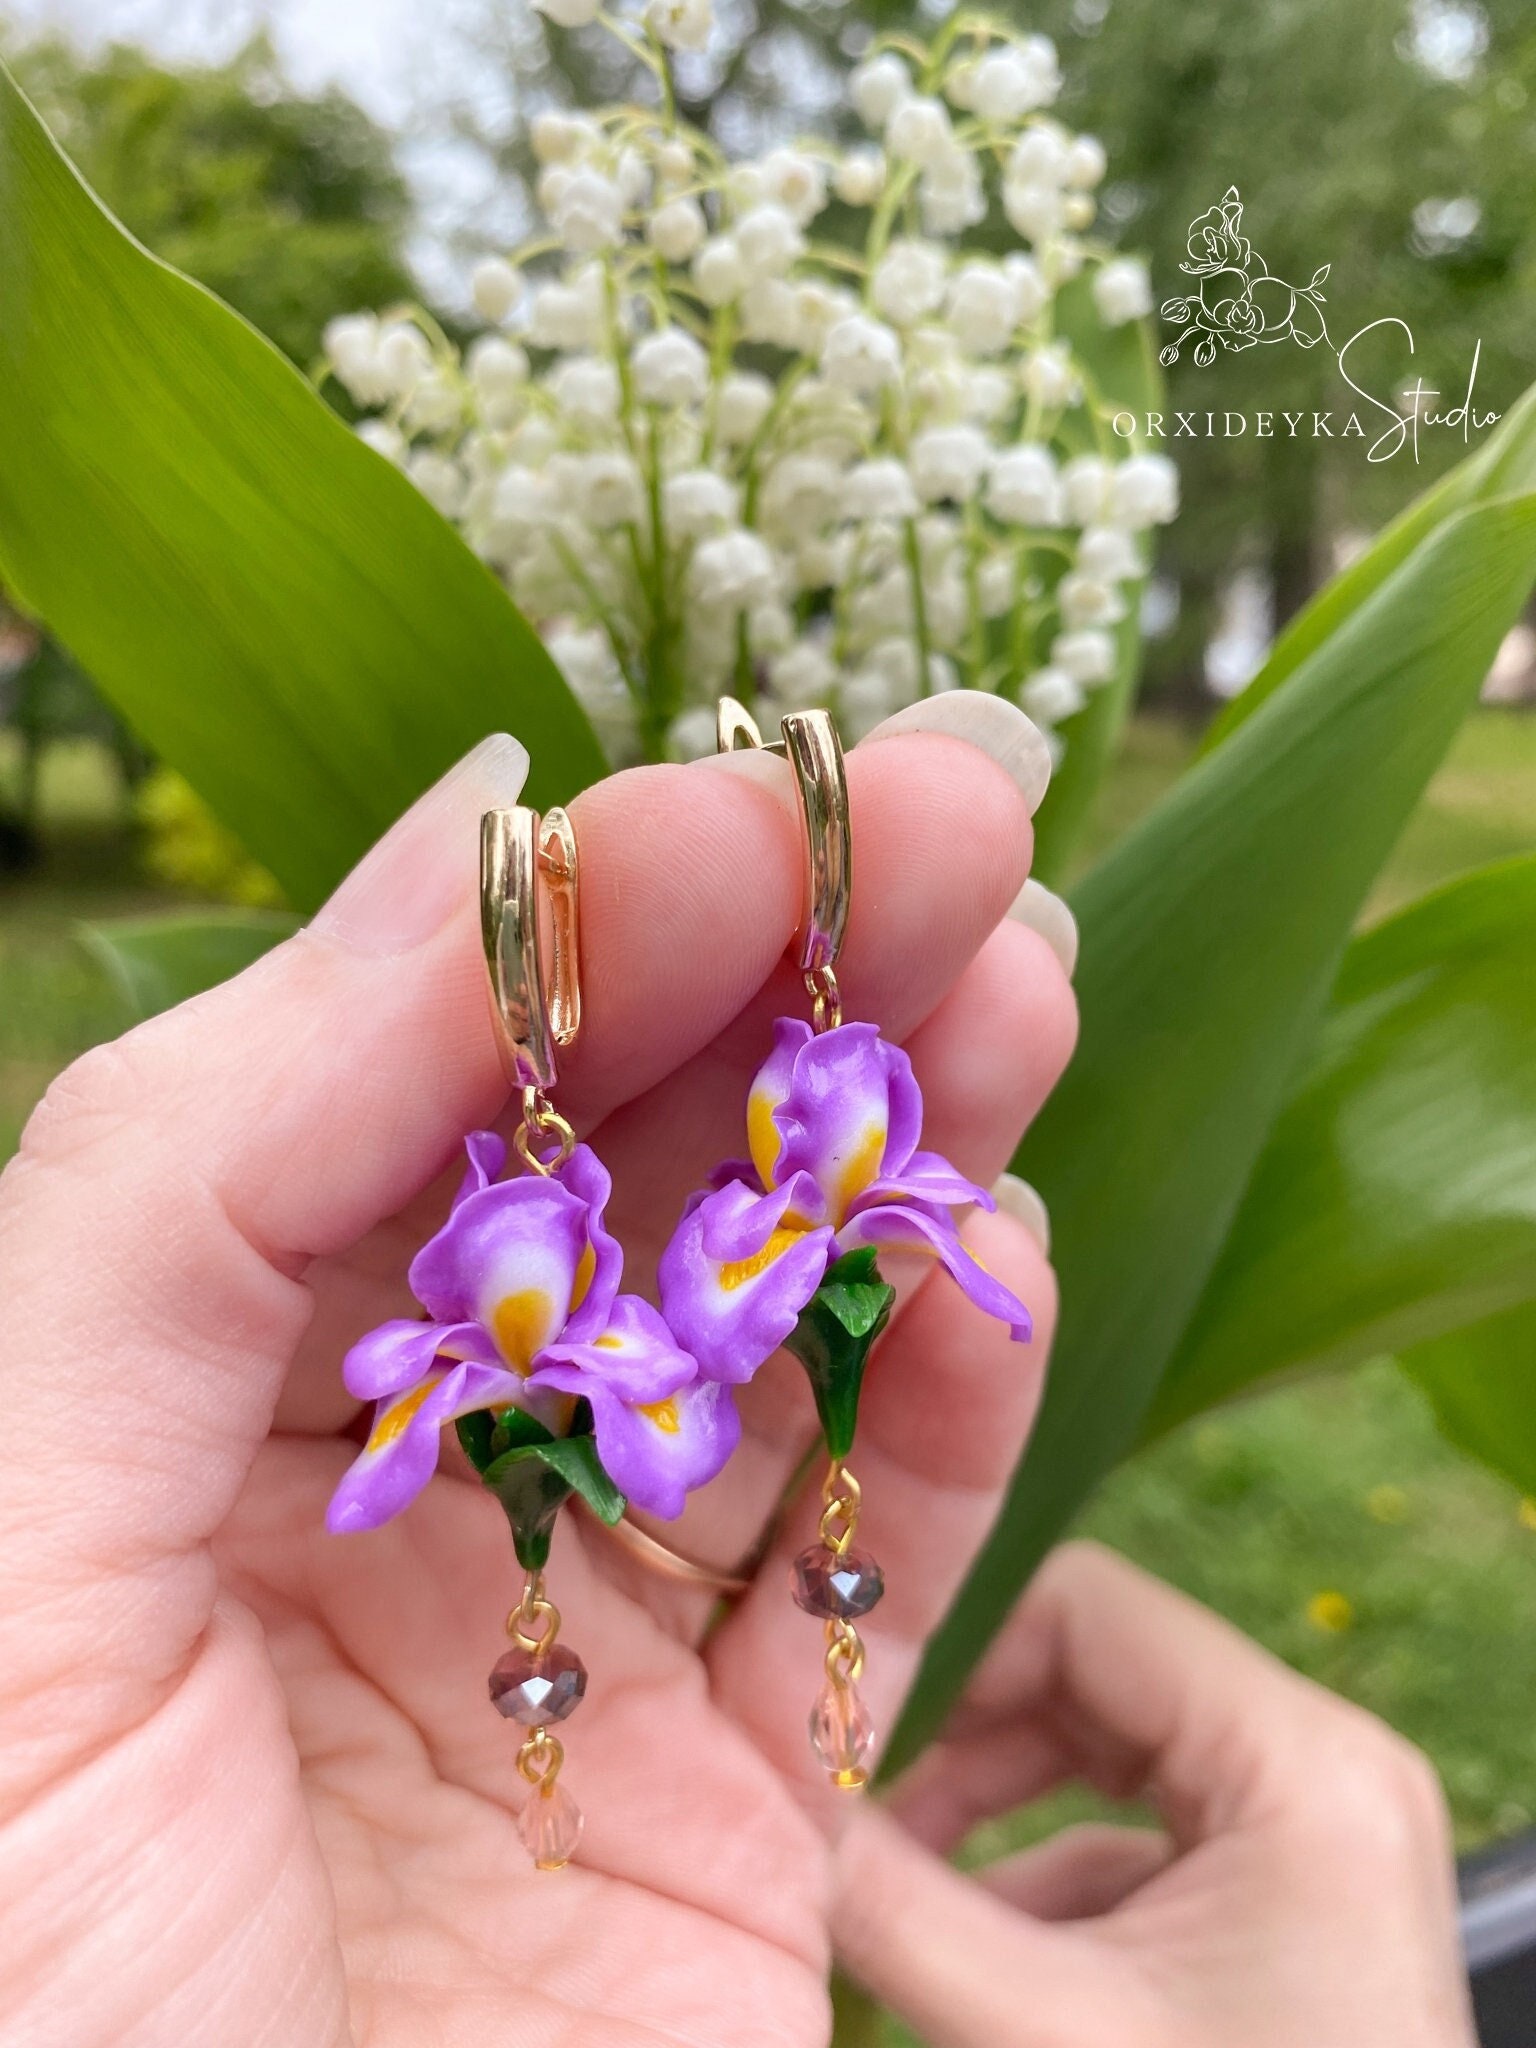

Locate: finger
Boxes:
[979,1823,1174,1921]
[896,1540,1420,1852]
[0,725,1030,1794]
[281,724,1037,1432]
[630,914,1075,1587]
[834,1805,1146,2048]
[707,1202,1056,1804]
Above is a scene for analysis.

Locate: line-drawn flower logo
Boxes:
[1161,186,1331,369]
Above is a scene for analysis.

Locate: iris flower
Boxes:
[659,1018,1031,1384]
[328,1134,738,1530]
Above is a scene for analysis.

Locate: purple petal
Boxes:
[531,1294,697,1405]
[841,1201,1032,1341]
[699,1175,825,1258]
[408,1175,591,1363]
[452,1130,507,1209]
[774,1022,925,1226]
[342,1317,496,1401]
[747,1016,813,1189]
[325,1360,525,1533]
[853,1148,994,1216]
[554,1143,624,1341]
[586,1378,742,1521]
[659,1180,834,1384]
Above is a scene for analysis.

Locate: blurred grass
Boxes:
[4,714,1536,1872]
[0,738,143,1158]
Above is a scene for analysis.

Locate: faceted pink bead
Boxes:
[791,1545,885,1621]
[488,1642,587,1725]
[809,1675,875,1789]
[519,1779,583,1870]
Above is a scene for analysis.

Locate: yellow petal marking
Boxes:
[492,1288,555,1374]
[368,1374,440,1453]
[747,1089,782,1191]
[594,1333,624,1351]
[637,1397,681,1433]
[718,1224,806,1292]
[833,1123,887,1224]
[571,1241,597,1311]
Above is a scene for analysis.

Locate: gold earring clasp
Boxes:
[716,697,850,1031]
[480,805,581,1095]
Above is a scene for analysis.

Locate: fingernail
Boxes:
[992,1172,1050,1256]
[694,745,789,794]
[1008,878,1079,979]
[861,694,1053,815]
[310,734,530,955]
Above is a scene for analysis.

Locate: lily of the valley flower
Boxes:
[659,1019,1031,1383]
[328,1135,738,1532]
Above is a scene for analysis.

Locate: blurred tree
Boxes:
[0,32,416,867]
[441,0,1536,702]
[6,30,415,368]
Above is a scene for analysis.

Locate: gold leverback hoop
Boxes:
[481,806,581,1171]
[716,697,851,1031]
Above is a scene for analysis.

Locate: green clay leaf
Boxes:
[529,1435,627,1526]
[785,1248,895,1459]
[458,1412,623,1568]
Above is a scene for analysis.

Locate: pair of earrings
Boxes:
[326,700,1031,1869]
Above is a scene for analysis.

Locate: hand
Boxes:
[834,1542,1476,2048]
[0,720,1074,2046]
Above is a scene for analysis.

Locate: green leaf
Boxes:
[474,1428,626,1570]
[79,909,299,1020]
[784,1247,895,1459]
[1202,383,1536,753]
[1399,1300,1536,1500]
[526,1435,627,1526]
[1148,857,1536,1435]
[0,63,606,912]
[477,1451,574,1574]
[888,481,1536,1777]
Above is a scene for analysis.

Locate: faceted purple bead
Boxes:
[791,1545,885,1621]
[488,1641,588,1725]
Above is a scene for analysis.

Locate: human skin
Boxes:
[0,726,1073,2047]
[835,1542,1478,2048]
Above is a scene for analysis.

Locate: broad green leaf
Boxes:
[0,64,605,912]
[785,1247,896,1459]
[1148,858,1536,1435]
[1203,383,1536,752]
[888,485,1536,1775]
[1399,1300,1536,1500]
[1032,278,1163,883]
[79,910,299,1021]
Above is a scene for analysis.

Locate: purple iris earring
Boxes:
[325,804,740,1869]
[657,703,1033,1789]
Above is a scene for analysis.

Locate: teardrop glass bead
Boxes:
[809,1675,875,1790]
[519,1778,583,1870]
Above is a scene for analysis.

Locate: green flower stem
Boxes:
[904,517,935,696]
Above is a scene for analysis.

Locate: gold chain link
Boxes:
[514,1084,577,1176]
[516,1724,565,1789]
[805,964,843,1034]
[506,1570,562,1656]
[818,1459,862,1556]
